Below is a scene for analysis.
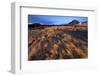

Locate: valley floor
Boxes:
[28,26,88,60]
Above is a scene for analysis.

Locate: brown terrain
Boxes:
[28,24,88,60]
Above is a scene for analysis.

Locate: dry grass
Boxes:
[28,25,88,60]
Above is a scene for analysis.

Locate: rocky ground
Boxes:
[28,26,88,60]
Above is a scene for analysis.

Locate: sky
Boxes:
[28,15,88,25]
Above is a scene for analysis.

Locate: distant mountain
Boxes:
[81,21,88,24]
[29,23,41,26]
[28,23,43,29]
[28,20,87,27]
[28,23,64,26]
[68,20,80,25]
